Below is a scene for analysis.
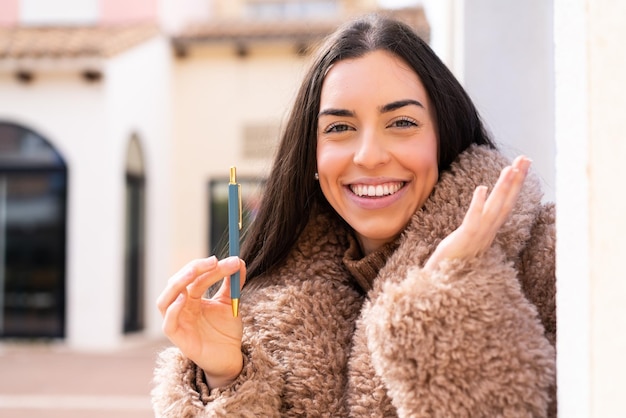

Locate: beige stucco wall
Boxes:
[169,43,310,270]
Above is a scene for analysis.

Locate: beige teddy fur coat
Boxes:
[152,145,556,417]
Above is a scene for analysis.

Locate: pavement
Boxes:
[0,337,173,418]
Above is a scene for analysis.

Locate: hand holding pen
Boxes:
[155,167,246,388]
[156,255,246,388]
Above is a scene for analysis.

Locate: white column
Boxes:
[555,0,626,415]
[554,0,590,415]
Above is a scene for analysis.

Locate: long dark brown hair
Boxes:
[241,13,495,285]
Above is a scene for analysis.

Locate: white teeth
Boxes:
[350,182,404,197]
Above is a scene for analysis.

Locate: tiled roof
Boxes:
[0,8,429,60]
[173,7,430,47]
[176,19,338,43]
[0,24,159,59]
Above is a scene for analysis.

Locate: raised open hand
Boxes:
[156,255,246,388]
[424,156,531,271]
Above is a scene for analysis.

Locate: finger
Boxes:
[462,185,488,230]
[156,256,218,315]
[492,158,531,221]
[213,259,247,300]
[161,290,187,336]
[512,155,532,174]
[187,256,243,299]
[240,260,247,288]
[483,158,531,230]
[482,165,519,226]
[499,166,528,214]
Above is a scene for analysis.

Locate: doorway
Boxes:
[0,122,67,338]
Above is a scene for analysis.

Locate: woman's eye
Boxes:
[390,117,418,128]
[324,123,352,133]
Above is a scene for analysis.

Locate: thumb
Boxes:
[213,258,246,300]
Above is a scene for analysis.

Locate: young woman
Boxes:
[153,14,556,417]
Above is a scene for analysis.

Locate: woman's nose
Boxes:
[353,130,390,168]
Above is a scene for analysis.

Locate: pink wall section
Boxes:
[0,0,19,26]
[100,0,158,24]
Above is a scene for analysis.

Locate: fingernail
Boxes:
[523,157,532,173]
[224,256,240,268]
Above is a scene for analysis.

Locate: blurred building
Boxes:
[0,0,428,349]
[3,2,626,414]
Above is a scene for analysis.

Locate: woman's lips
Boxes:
[349,181,405,197]
[345,181,408,210]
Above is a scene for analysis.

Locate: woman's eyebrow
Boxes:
[380,99,424,113]
[318,108,355,118]
[318,99,424,119]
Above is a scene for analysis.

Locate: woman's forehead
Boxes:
[320,51,428,108]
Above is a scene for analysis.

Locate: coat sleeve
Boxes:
[365,244,556,417]
[151,337,284,418]
[516,203,556,346]
[515,203,557,417]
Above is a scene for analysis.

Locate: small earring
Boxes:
[314,172,319,180]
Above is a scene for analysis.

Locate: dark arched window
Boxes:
[0,122,67,338]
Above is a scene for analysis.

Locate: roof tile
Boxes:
[0,24,159,59]
[173,8,430,45]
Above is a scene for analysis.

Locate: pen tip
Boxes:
[232,299,240,318]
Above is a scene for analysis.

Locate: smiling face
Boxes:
[316,50,439,255]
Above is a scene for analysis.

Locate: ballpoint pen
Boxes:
[228,166,242,317]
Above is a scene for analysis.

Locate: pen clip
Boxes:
[230,166,243,230]
[238,184,242,230]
